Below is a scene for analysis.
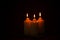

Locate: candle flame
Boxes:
[26,13,28,17]
[39,12,41,16]
[34,14,35,18]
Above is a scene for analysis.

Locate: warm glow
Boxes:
[33,14,35,18]
[39,12,41,16]
[26,13,28,17]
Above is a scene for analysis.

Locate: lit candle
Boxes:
[37,12,44,34]
[24,13,31,35]
[30,14,38,37]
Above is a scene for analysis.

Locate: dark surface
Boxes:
[7,0,56,40]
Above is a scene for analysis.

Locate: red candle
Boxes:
[24,13,31,35]
[30,14,38,36]
[37,12,44,33]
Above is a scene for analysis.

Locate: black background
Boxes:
[7,0,56,40]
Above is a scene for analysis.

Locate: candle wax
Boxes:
[37,17,44,33]
[24,18,31,35]
[30,18,38,37]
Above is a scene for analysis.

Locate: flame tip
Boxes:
[34,14,35,18]
[26,13,28,17]
[39,12,41,16]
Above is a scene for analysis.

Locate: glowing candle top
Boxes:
[24,13,31,23]
[26,13,29,19]
[33,14,37,23]
[37,12,44,23]
[38,12,42,20]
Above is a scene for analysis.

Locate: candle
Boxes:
[30,14,38,37]
[37,12,44,34]
[24,13,31,35]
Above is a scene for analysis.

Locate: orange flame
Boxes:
[39,12,41,17]
[33,14,35,18]
[26,13,28,17]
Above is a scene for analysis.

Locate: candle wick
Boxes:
[39,16,41,18]
[34,17,35,19]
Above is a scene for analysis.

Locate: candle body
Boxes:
[24,18,31,36]
[37,17,44,34]
[30,19,38,37]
